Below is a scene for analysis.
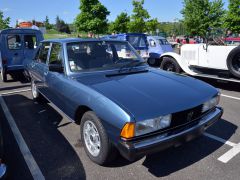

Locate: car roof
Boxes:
[41,38,128,44]
[147,36,166,40]
[0,28,42,35]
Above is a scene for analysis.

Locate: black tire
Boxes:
[31,79,45,103]
[147,58,157,66]
[160,57,181,73]
[227,46,240,79]
[80,111,117,165]
[0,68,7,82]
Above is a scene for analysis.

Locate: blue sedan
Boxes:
[27,38,223,165]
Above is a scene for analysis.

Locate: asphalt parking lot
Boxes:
[0,72,240,180]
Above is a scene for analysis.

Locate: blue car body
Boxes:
[27,38,223,161]
[0,28,43,81]
[147,36,173,66]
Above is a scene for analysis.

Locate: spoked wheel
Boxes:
[160,57,181,73]
[80,111,117,165]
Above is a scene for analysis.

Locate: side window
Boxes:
[24,35,37,49]
[49,43,63,65]
[37,42,50,64]
[7,35,22,50]
[149,39,156,47]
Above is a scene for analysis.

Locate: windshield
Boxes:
[67,41,143,72]
[158,39,171,45]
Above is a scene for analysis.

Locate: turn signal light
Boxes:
[120,123,135,139]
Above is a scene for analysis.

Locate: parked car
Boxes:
[147,36,173,66]
[159,41,240,81]
[103,33,149,60]
[27,38,223,165]
[0,28,44,82]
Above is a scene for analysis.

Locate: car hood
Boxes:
[74,68,218,121]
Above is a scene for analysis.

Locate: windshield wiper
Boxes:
[118,60,145,73]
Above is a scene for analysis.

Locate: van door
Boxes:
[23,34,39,60]
[5,34,24,69]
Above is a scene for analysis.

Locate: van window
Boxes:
[36,42,50,64]
[24,35,37,49]
[49,43,63,65]
[128,36,147,48]
[7,35,22,50]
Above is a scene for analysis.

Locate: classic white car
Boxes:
[160,43,240,81]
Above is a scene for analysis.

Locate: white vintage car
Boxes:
[160,43,240,81]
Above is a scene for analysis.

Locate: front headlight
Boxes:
[202,94,220,113]
[135,114,172,136]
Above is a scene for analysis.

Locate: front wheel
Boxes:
[0,68,7,82]
[227,47,240,79]
[160,57,181,73]
[80,111,117,165]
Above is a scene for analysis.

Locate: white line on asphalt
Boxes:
[221,94,240,101]
[0,96,45,180]
[0,88,31,96]
[203,132,237,147]
[218,143,240,163]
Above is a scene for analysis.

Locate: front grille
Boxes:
[171,104,203,128]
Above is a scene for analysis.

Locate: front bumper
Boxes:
[118,107,223,161]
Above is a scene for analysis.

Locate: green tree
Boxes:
[146,18,159,34]
[109,12,130,33]
[129,0,150,33]
[75,0,110,34]
[44,16,53,30]
[224,0,240,33]
[55,16,71,34]
[181,0,225,36]
[0,11,10,29]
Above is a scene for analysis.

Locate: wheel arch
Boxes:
[74,105,92,125]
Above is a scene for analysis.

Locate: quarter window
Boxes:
[7,35,22,50]
[24,35,37,49]
[36,42,50,63]
[49,43,63,65]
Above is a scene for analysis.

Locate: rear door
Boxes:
[5,34,24,68]
[23,34,39,60]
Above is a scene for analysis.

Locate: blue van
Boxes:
[103,33,150,60]
[0,28,44,82]
[147,36,173,66]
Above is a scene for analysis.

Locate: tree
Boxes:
[0,11,10,29]
[224,0,240,33]
[181,0,225,36]
[55,16,71,34]
[146,18,159,34]
[109,12,130,33]
[129,0,150,33]
[44,16,53,30]
[75,0,110,35]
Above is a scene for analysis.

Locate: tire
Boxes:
[80,111,117,165]
[0,68,7,82]
[227,46,240,79]
[147,58,157,66]
[31,79,45,103]
[160,57,181,73]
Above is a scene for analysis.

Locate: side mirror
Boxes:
[49,64,64,73]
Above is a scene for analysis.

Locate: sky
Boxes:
[0,0,229,27]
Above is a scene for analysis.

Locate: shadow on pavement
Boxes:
[142,118,237,177]
[2,94,86,180]
[0,84,30,92]
[4,71,29,84]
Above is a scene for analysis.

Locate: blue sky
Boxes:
[1,0,229,27]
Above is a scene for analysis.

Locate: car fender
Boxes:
[160,52,197,75]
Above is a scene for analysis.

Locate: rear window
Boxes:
[24,35,37,49]
[7,35,22,50]
[128,36,147,48]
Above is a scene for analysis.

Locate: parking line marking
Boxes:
[218,143,240,163]
[221,94,240,101]
[0,88,31,96]
[0,96,45,180]
[203,132,237,147]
